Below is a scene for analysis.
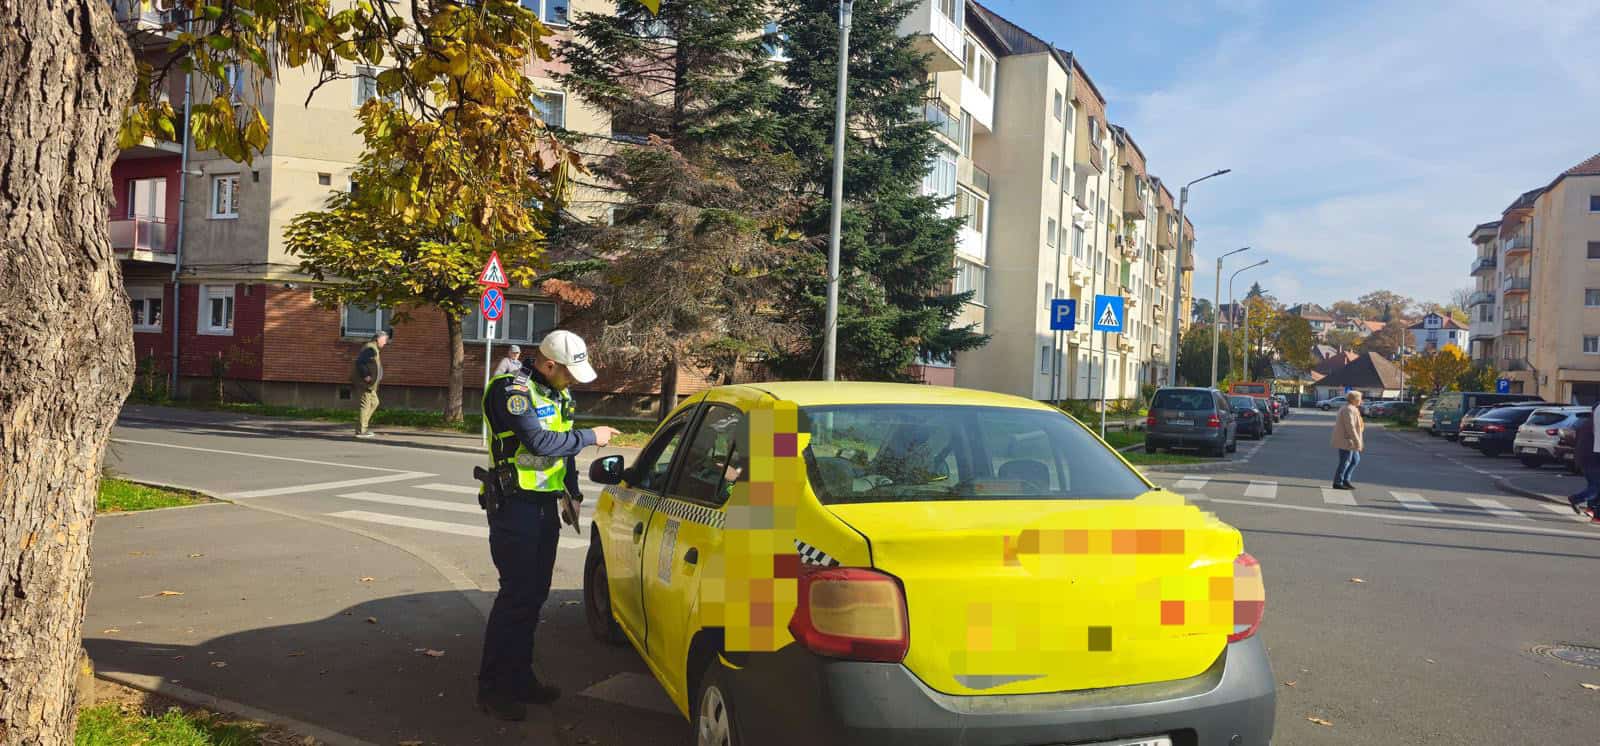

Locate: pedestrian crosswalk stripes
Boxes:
[1174,476,1211,490]
[1244,481,1277,499]
[417,483,480,495]
[338,491,480,514]
[1320,487,1357,506]
[1389,491,1441,512]
[327,509,589,549]
[1467,497,1525,520]
[1537,502,1589,522]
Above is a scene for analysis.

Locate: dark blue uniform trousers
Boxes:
[477,494,561,698]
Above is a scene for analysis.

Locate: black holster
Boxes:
[473,464,518,515]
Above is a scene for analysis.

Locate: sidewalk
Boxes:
[86,502,564,745]
[119,403,641,461]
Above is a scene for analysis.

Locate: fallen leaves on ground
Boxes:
[102,628,120,634]
[189,553,205,558]
[1582,683,1599,691]
[139,590,184,598]
[365,617,378,624]
[413,648,445,658]
[287,651,306,657]
[1284,680,1297,687]
[1307,716,1333,726]
[561,600,580,606]
[210,661,228,668]
[1348,578,1365,584]
[360,577,375,582]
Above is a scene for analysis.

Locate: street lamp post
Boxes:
[1166,169,1230,386]
[1210,247,1251,388]
[821,0,854,382]
[1228,259,1268,382]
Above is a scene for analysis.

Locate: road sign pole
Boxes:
[483,332,492,446]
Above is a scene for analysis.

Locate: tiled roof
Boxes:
[968,2,1106,106]
[1504,186,1545,214]
[1562,152,1600,177]
[1408,314,1466,330]
[1468,220,1501,238]
[1316,352,1403,390]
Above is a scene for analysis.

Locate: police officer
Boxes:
[476,330,619,721]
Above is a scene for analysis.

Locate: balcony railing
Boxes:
[1470,255,1496,274]
[923,100,961,143]
[1467,290,1495,307]
[971,165,990,194]
[110,217,172,254]
[1503,276,1531,293]
[1503,358,1530,371]
[1505,235,1532,253]
[1504,316,1529,332]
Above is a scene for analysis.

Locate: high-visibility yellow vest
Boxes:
[483,373,575,493]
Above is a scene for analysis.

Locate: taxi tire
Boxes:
[583,537,626,646]
[692,659,740,746]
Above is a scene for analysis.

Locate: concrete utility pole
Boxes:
[1210,246,1251,387]
[1228,259,1267,381]
[1167,169,1229,386]
[822,0,853,382]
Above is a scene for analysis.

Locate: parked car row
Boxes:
[1427,396,1593,471]
[1146,387,1287,458]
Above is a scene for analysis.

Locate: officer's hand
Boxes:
[363,376,372,384]
[591,426,622,447]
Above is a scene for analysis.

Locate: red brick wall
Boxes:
[110,156,182,223]
[178,283,266,379]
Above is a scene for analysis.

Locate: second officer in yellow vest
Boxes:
[476,330,618,722]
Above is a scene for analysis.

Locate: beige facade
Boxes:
[1465,153,1600,402]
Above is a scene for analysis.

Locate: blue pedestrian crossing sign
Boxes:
[1049,299,1077,331]
[1092,294,1125,333]
[1495,378,1510,394]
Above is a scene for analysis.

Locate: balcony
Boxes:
[1504,234,1532,255]
[1118,338,1134,352]
[1503,358,1530,371]
[1502,276,1531,295]
[897,0,964,73]
[110,0,184,48]
[1470,255,1496,275]
[110,217,175,262]
[924,99,961,145]
[1467,290,1495,307]
[1504,316,1529,333]
[970,165,990,195]
[960,70,993,133]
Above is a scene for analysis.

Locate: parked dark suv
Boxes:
[1458,404,1546,457]
[1146,387,1238,457]
[1228,395,1271,439]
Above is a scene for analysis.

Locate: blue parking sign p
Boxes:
[1495,378,1510,394]
[1049,299,1077,331]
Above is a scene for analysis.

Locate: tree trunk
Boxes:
[1,2,136,744]
[444,311,464,423]
[656,353,679,423]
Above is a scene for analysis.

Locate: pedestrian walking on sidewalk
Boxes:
[1331,390,1365,490]
[352,328,389,438]
[1570,404,1600,523]
[475,330,620,722]
[493,344,523,376]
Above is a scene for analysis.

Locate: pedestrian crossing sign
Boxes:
[1092,294,1124,333]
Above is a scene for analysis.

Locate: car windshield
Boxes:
[1229,397,1257,408]
[1152,390,1212,410]
[1527,412,1567,426]
[799,404,1150,505]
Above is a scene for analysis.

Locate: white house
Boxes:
[1408,312,1468,354]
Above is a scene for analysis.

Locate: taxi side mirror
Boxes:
[590,455,625,485]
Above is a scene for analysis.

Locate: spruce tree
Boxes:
[557,0,802,416]
[769,0,987,380]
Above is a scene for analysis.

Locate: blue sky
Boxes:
[979,0,1600,308]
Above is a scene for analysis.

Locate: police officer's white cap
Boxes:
[539,330,596,384]
[508,345,522,354]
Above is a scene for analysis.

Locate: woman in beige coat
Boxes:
[1331,390,1365,489]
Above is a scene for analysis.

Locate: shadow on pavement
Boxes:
[85,590,685,746]
[1243,527,1600,559]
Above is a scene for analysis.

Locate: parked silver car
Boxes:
[1513,406,1591,468]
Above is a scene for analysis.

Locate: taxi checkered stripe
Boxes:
[658,497,725,529]
[794,539,841,567]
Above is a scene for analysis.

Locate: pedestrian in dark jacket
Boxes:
[1571,411,1600,523]
[352,329,389,438]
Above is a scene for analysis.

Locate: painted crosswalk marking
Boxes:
[1174,477,1210,491]
[1321,487,1357,506]
[1244,481,1277,499]
[233,472,435,499]
[338,491,480,514]
[1537,502,1590,522]
[1390,491,1441,512]
[1467,497,1525,520]
[417,483,480,495]
[327,510,589,549]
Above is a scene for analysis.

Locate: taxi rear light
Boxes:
[789,567,908,663]
[1229,552,1265,643]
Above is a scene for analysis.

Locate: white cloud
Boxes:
[1122,0,1600,308]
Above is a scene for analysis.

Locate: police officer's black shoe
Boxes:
[521,680,561,705]
[477,693,527,722]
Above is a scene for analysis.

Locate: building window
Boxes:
[961,38,993,96]
[223,61,242,102]
[955,187,985,234]
[128,286,164,332]
[1049,153,1060,183]
[1040,346,1051,375]
[462,299,559,344]
[210,174,239,218]
[127,177,167,220]
[1586,336,1600,355]
[1044,282,1054,306]
[354,66,381,106]
[199,284,235,335]
[954,257,985,306]
[1587,289,1600,307]
[1590,241,1600,259]
[532,89,566,129]
[1072,225,1085,261]
[342,304,391,338]
[1053,90,1063,120]
[1591,195,1600,212]
[1046,217,1057,247]
[958,110,973,155]
[763,21,790,61]
[922,146,958,200]
[520,0,568,26]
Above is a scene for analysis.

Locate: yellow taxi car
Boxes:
[583,382,1274,746]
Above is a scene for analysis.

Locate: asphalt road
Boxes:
[89,407,1600,745]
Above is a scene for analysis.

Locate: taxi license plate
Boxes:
[1521,447,1539,454]
[1169,419,1192,426]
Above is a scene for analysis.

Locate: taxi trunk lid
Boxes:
[826,494,1243,696]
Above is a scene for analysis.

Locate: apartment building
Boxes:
[952,1,1187,402]
[1465,152,1600,402]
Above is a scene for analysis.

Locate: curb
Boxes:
[1380,427,1569,507]
[117,414,486,456]
[97,671,380,746]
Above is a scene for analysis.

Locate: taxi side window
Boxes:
[634,416,690,494]
[670,405,746,507]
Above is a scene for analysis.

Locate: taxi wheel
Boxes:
[693,660,739,746]
[583,538,625,646]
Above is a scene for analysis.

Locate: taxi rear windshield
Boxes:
[799,405,1149,505]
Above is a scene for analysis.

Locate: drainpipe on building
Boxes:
[168,26,194,398]
[1048,48,1072,406]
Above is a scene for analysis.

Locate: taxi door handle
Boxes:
[683,547,699,566]
[632,522,644,543]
